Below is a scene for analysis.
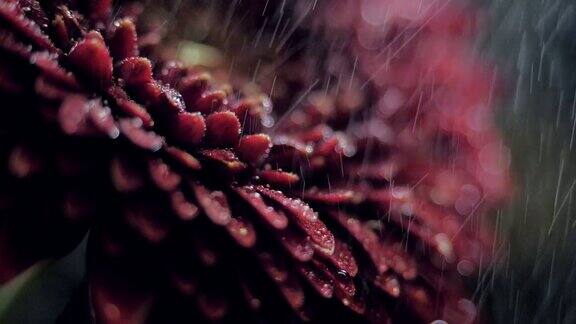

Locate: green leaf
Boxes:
[177,41,224,68]
[0,237,87,323]
[0,261,51,318]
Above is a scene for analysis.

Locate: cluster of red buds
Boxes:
[0,0,510,323]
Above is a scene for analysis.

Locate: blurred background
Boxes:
[479,0,576,323]
[2,0,576,323]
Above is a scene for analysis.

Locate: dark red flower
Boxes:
[0,0,509,323]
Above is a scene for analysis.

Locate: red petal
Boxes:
[258,252,305,309]
[110,154,145,193]
[124,201,169,243]
[108,86,154,127]
[294,125,331,143]
[271,137,311,155]
[117,57,161,102]
[109,18,138,61]
[315,136,341,156]
[226,216,256,248]
[170,272,197,296]
[190,182,231,225]
[231,98,268,134]
[312,259,356,298]
[349,161,399,183]
[403,284,436,321]
[155,86,185,114]
[329,211,389,274]
[316,239,358,277]
[35,76,71,100]
[0,2,56,52]
[58,95,91,135]
[374,273,401,298]
[157,60,185,87]
[68,31,113,89]
[368,189,463,265]
[267,138,312,167]
[337,291,365,315]
[237,133,271,164]
[258,251,289,283]
[148,158,181,191]
[88,104,120,138]
[303,189,356,204]
[117,57,153,86]
[118,118,163,151]
[259,170,300,187]
[278,228,314,262]
[297,264,333,298]
[278,275,305,310]
[256,186,335,255]
[205,111,241,147]
[170,191,198,221]
[177,73,211,108]
[51,8,84,51]
[59,96,117,137]
[90,262,154,324]
[192,90,227,115]
[8,145,42,178]
[199,149,246,173]
[170,112,206,146]
[380,239,418,280]
[234,186,288,230]
[196,293,228,321]
[16,0,49,31]
[238,279,261,311]
[191,233,219,267]
[164,146,202,171]
[312,260,364,314]
[30,52,80,90]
